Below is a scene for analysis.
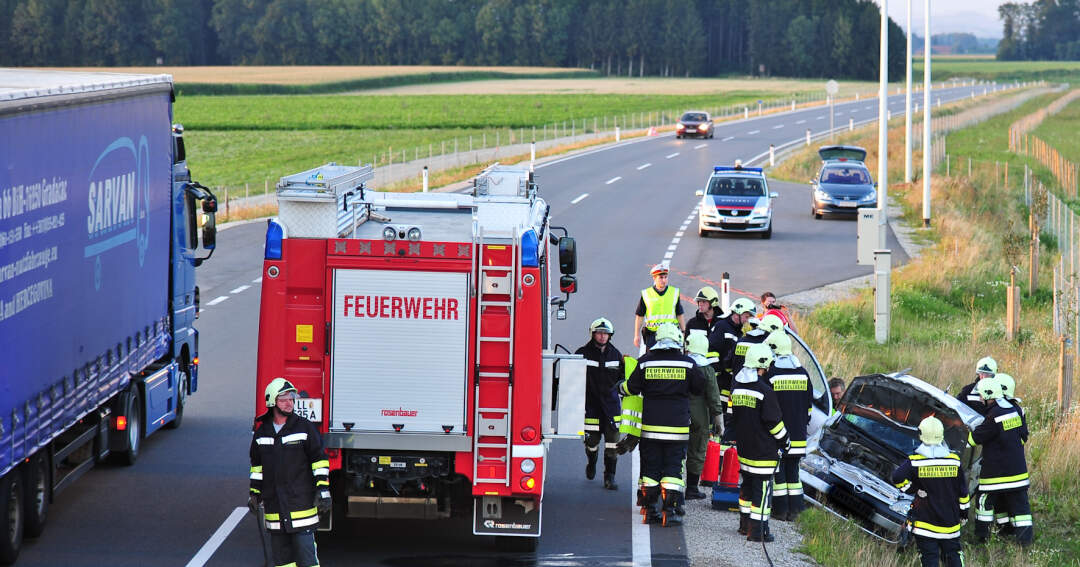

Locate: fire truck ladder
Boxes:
[472,225,519,487]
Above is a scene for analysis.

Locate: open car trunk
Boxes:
[818,145,867,162]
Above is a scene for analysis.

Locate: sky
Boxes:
[881,0,1009,39]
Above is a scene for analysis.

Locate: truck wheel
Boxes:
[22,455,48,538]
[165,369,187,430]
[113,388,143,466]
[495,536,538,553]
[0,470,24,564]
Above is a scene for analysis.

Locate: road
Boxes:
[14,84,990,567]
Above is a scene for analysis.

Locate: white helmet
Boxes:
[977,376,1003,401]
[976,356,998,376]
[918,416,944,445]
[765,331,792,356]
[744,343,774,369]
[759,314,785,333]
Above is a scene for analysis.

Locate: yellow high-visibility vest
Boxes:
[641,286,679,331]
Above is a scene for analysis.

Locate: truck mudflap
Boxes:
[472,496,541,537]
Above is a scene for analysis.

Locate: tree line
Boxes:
[998,0,1080,61]
[0,0,907,81]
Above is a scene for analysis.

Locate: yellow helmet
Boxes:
[744,343,774,369]
[265,377,297,407]
[695,286,720,308]
[765,331,792,355]
[918,416,944,445]
[760,314,785,333]
[589,317,614,336]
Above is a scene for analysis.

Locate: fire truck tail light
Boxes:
[521,476,535,490]
[520,426,536,442]
[520,459,536,474]
[264,220,283,260]
[521,229,539,267]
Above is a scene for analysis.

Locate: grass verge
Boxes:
[914,57,1080,84]
[1032,97,1080,163]
[773,90,1080,566]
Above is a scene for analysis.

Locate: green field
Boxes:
[1032,96,1080,163]
[915,57,1080,83]
[180,92,805,191]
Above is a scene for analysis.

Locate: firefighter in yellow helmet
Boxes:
[634,263,685,352]
[575,317,624,490]
[250,378,330,567]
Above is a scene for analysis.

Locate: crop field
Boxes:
[361,76,881,96]
[44,65,587,84]
[914,57,1080,83]
[1033,96,1080,162]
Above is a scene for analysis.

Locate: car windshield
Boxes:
[841,412,920,455]
[682,113,707,122]
[821,167,870,185]
[707,176,765,197]
[839,377,971,454]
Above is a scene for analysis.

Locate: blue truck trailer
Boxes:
[0,70,217,563]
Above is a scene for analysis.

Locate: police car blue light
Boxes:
[695,165,778,239]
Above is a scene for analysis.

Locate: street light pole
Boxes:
[905,0,913,184]
[877,0,889,251]
[922,0,932,227]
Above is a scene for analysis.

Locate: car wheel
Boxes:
[761,224,772,239]
[676,134,681,139]
[814,211,823,220]
[698,225,707,237]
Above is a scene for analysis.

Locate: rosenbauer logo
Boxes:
[342,294,460,320]
[381,407,419,417]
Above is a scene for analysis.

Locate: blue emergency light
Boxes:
[714,166,763,173]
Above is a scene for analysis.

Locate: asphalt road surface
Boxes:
[14,84,989,567]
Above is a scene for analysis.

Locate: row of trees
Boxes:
[998,1,1080,61]
[0,0,907,81]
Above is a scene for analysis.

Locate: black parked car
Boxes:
[810,145,877,219]
[676,110,713,139]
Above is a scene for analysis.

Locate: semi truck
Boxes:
[0,69,217,563]
[255,163,585,551]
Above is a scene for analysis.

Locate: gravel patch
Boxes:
[683,495,817,567]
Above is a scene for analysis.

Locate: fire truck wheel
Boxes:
[165,368,188,430]
[22,455,48,538]
[495,536,538,553]
[0,469,24,564]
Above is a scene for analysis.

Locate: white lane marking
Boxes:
[836,110,844,115]
[796,119,806,124]
[185,507,249,567]
[722,136,735,141]
[675,231,684,237]
[672,237,681,244]
[694,143,708,150]
[664,251,674,260]
[772,124,784,129]
[817,116,825,120]
[605,176,622,185]
[667,244,677,251]
[206,296,229,306]
[571,193,589,205]
[252,276,263,284]
[747,130,760,135]
[630,445,650,566]
[665,152,680,159]
[637,163,652,170]
[230,285,250,294]
[865,105,872,110]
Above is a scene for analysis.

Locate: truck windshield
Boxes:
[707,176,765,197]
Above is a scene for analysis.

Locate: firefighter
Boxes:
[633,263,685,352]
[717,298,756,445]
[685,286,724,348]
[956,356,997,414]
[763,331,811,521]
[576,317,624,490]
[249,378,331,567]
[729,308,769,378]
[684,333,725,500]
[970,375,1033,546]
[730,343,789,542]
[891,416,970,567]
[621,323,705,527]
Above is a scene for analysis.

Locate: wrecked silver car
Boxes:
[799,372,984,542]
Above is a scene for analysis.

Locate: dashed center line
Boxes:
[816,116,825,120]
[772,124,784,129]
[637,163,652,170]
[230,285,250,294]
[207,296,229,306]
[571,193,589,204]
[721,136,735,142]
[694,143,708,150]
[252,276,263,284]
[796,119,806,124]
[605,176,622,184]
[665,152,680,159]
[747,130,760,135]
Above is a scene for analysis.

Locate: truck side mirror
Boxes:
[559,275,577,294]
[201,212,217,250]
[202,196,218,213]
[558,236,577,275]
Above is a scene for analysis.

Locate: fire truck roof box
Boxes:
[275,163,375,238]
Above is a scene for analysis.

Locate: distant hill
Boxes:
[912,33,999,56]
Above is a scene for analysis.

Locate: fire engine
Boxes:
[255,163,586,550]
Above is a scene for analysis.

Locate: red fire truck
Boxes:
[255,163,584,550]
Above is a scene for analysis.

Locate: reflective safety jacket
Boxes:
[957,379,988,415]
[640,286,680,331]
[619,356,642,436]
[250,412,330,532]
[970,398,1029,492]
[891,445,970,540]
[621,348,704,442]
[765,355,812,455]
[575,340,624,430]
[711,316,743,406]
[730,328,768,378]
[730,368,788,475]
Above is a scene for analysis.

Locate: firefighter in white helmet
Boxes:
[575,317,624,490]
[729,305,769,378]
[956,356,997,414]
[684,332,725,500]
[634,263,685,352]
[250,378,330,567]
[621,323,704,526]
[763,331,811,521]
[891,416,969,567]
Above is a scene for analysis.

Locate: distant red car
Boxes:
[676,110,713,139]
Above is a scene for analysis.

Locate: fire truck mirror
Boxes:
[558,237,577,274]
[559,275,577,294]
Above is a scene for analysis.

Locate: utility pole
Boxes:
[876,0,891,344]
[905,0,913,183]
[922,0,933,227]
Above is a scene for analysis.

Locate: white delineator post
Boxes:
[875,249,892,343]
[904,0,913,183]
[769,144,775,167]
[922,0,932,227]
[530,141,536,172]
[422,166,429,193]
[720,272,731,313]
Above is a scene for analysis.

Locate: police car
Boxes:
[695,164,778,239]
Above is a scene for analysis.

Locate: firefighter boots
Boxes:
[738,512,749,535]
[641,486,662,524]
[660,489,684,527]
[585,450,598,480]
[747,520,775,542]
[685,483,706,500]
[603,457,618,490]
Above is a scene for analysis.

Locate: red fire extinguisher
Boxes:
[701,435,722,486]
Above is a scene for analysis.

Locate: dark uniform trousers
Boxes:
[772,456,803,518]
[740,472,773,526]
[640,440,687,498]
[585,422,620,462]
[271,531,319,567]
[914,536,964,567]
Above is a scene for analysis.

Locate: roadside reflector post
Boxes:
[616,127,620,143]
[769,144,775,167]
[850,118,854,131]
[806,129,811,146]
[530,142,536,172]
[720,272,731,313]
[744,107,749,119]
[874,249,892,344]
[422,166,429,193]
[792,100,796,111]
[758,100,763,116]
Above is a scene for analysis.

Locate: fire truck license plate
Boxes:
[295,398,322,422]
